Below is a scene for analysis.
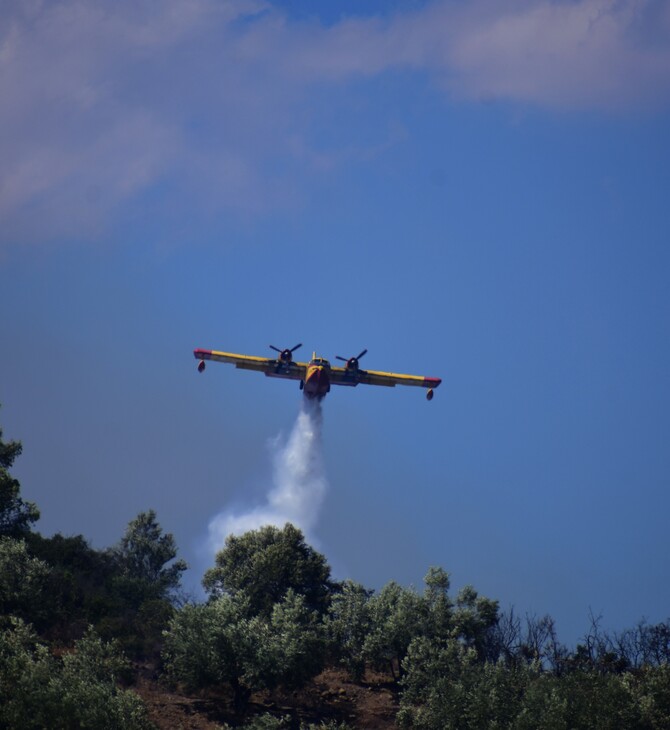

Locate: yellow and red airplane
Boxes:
[193,344,442,401]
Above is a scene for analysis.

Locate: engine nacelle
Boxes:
[270,343,302,365]
[336,349,368,371]
[198,360,206,373]
[426,388,434,401]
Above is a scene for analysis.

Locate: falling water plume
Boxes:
[207,398,327,554]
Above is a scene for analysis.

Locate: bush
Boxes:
[0,619,152,729]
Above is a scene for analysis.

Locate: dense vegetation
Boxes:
[1,407,669,728]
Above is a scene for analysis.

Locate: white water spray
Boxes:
[207,398,327,554]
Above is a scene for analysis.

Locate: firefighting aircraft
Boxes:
[194,344,442,401]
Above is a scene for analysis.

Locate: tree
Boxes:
[0,537,50,624]
[0,411,39,537]
[114,509,187,602]
[161,601,227,693]
[0,618,151,729]
[202,523,333,617]
[450,585,499,659]
[423,567,453,641]
[558,670,640,729]
[0,617,53,728]
[268,589,327,689]
[107,510,187,657]
[399,635,668,730]
[513,672,568,730]
[163,593,278,712]
[363,581,427,680]
[327,580,373,681]
[633,665,670,729]
[55,627,152,729]
[163,590,326,714]
[398,636,483,729]
[25,532,129,640]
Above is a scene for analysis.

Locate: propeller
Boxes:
[335,349,368,370]
[269,343,302,363]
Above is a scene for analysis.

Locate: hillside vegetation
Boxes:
[1,407,669,729]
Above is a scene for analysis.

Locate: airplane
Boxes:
[193,344,442,401]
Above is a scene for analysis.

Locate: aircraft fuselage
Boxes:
[302,356,331,400]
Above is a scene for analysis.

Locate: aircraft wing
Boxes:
[194,348,307,380]
[329,365,442,391]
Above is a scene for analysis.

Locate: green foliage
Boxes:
[25,532,125,639]
[633,665,670,729]
[398,637,670,730]
[55,628,153,729]
[513,673,568,730]
[113,509,187,602]
[163,589,327,712]
[562,670,641,729]
[363,580,426,679]
[269,589,327,689]
[327,580,373,681]
[161,601,216,689]
[398,636,485,729]
[0,414,39,537]
[0,618,152,729]
[163,594,266,710]
[0,617,54,728]
[451,584,499,656]
[514,670,644,729]
[23,526,182,656]
[423,566,453,638]
[391,572,647,729]
[0,537,50,624]
[105,510,186,656]
[202,523,332,617]
[360,568,500,684]
[162,593,256,701]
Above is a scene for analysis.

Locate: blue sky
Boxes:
[2,0,670,644]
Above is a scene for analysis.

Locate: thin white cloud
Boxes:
[1,0,669,245]
[0,0,276,243]
[267,0,670,108]
[442,0,670,109]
